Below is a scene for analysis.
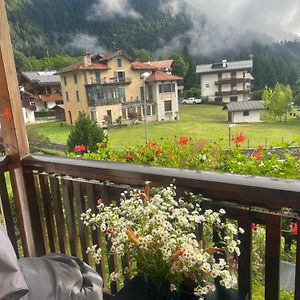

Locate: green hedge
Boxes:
[34,110,56,118]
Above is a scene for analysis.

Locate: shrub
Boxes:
[34,109,55,118]
[67,112,105,153]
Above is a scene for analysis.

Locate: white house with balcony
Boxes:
[196,58,253,103]
[145,71,182,121]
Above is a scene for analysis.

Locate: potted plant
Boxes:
[81,183,243,300]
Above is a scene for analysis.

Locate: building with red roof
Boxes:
[57,51,182,126]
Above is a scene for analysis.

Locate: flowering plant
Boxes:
[81,183,243,299]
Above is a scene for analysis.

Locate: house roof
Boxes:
[99,50,134,62]
[21,71,60,85]
[131,61,157,70]
[223,101,264,112]
[196,59,253,74]
[147,59,173,69]
[145,70,183,82]
[56,58,109,74]
[52,104,65,110]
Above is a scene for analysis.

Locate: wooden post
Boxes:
[0,0,39,256]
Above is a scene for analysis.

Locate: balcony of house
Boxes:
[34,93,63,102]
[86,85,123,107]
[1,3,300,299]
[1,154,300,300]
[86,77,132,85]
[215,88,251,96]
[215,77,251,85]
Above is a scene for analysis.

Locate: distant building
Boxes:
[223,101,264,123]
[19,71,63,111]
[20,89,36,123]
[196,59,253,103]
[57,51,182,126]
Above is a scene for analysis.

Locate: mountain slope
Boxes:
[6,0,191,57]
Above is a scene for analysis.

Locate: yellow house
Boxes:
[57,50,182,126]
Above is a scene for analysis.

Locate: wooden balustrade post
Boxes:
[0,0,43,256]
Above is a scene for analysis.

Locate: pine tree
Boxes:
[67,112,105,152]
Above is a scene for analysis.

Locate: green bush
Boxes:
[67,112,105,153]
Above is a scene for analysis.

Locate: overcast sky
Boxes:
[188,0,300,40]
[76,0,300,56]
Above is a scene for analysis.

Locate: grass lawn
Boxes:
[27,105,300,149]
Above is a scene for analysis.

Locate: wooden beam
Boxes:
[0,0,37,256]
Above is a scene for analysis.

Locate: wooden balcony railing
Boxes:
[215,88,251,96]
[215,77,251,85]
[1,154,298,299]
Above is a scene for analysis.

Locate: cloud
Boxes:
[156,0,300,58]
[87,0,140,21]
[159,0,186,17]
[67,33,107,53]
[181,0,300,40]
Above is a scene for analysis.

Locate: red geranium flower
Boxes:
[179,136,189,146]
[290,222,298,236]
[74,144,86,152]
[4,108,12,120]
[250,145,264,160]
[231,132,246,145]
[125,154,134,161]
[252,223,257,232]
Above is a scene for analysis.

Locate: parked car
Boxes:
[181,97,202,104]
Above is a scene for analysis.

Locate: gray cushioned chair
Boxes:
[0,225,103,300]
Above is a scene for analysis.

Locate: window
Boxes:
[65,91,69,101]
[46,86,51,94]
[148,85,153,100]
[119,87,126,102]
[73,74,77,84]
[76,90,80,101]
[164,100,172,112]
[90,111,95,121]
[152,104,156,115]
[146,105,151,115]
[243,110,249,116]
[159,83,175,93]
[95,71,101,83]
[140,86,145,101]
[122,108,127,118]
[215,97,222,103]
[63,76,67,85]
[68,111,72,124]
[205,83,210,88]
[243,72,246,78]
[117,58,122,68]
[230,96,238,102]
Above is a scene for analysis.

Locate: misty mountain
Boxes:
[6,0,191,57]
[6,0,300,89]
